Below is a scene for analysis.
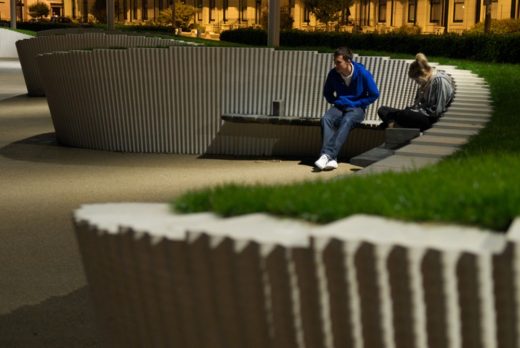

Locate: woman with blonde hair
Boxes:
[377,53,454,131]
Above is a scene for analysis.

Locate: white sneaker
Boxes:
[314,154,329,170]
[324,159,338,170]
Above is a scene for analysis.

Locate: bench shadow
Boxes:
[0,286,103,347]
[0,133,199,168]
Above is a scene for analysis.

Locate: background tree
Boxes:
[302,0,345,31]
[28,2,50,19]
[157,1,195,30]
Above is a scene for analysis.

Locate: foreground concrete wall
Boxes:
[74,203,520,348]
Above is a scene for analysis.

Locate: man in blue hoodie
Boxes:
[315,47,380,170]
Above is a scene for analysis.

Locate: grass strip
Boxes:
[172,52,520,232]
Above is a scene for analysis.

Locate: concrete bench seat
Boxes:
[221,113,381,128]
[222,113,323,126]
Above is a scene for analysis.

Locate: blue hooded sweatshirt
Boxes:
[323,61,380,110]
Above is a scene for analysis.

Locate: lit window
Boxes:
[430,0,441,23]
[142,0,147,20]
[255,0,261,24]
[240,0,247,22]
[209,0,215,21]
[197,0,202,21]
[304,6,310,23]
[223,0,228,22]
[378,0,387,22]
[408,0,417,23]
[453,0,464,22]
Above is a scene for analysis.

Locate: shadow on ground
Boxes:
[0,287,103,348]
[1,133,352,173]
[0,133,200,168]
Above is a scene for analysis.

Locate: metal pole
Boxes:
[107,0,115,30]
[484,0,491,33]
[267,0,280,47]
[10,0,17,29]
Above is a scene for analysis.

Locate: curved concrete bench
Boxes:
[37,48,430,158]
[16,33,193,96]
[74,202,519,348]
[37,47,490,161]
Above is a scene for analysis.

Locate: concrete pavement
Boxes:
[0,58,359,347]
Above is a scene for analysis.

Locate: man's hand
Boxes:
[334,96,357,110]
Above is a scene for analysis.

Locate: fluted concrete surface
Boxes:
[74,203,518,348]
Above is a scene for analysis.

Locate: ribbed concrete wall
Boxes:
[16,33,191,96]
[73,203,520,348]
[37,48,437,156]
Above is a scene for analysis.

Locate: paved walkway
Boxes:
[0,59,359,347]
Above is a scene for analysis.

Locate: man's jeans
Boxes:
[320,107,365,160]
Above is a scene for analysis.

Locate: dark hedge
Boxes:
[220,28,520,63]
[0,20,94,31]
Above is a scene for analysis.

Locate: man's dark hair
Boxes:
[334,47,353,62]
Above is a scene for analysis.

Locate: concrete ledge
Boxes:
[73,203,518,348]
[222,113,322,126]
[221,113,381,129]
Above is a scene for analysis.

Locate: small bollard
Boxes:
[272,100,284,116]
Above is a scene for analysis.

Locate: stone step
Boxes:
[358,154,441,174]
[350,146,394,167]
[433,121,485,131]
[412,134,469,147]
[455,81,488,87]
[455,87,490,92]
[443,111,491,119]
[450,101,493,108]
[451,75,484,80]
[424,127,479,138]
[442,115,489,122]
[452,97,492,103]
[454,91,491,97]
[447,107,492,115]
[384,128,421,149]
[395,144,459,158]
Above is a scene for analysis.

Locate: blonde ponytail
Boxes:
[408,52,433,82]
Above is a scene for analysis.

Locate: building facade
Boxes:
[1,0,86,21]
[2,0,519,34]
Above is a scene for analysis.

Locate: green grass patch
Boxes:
[172,52,520,232]
[7,28,36,36]
[175,154,520,231]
